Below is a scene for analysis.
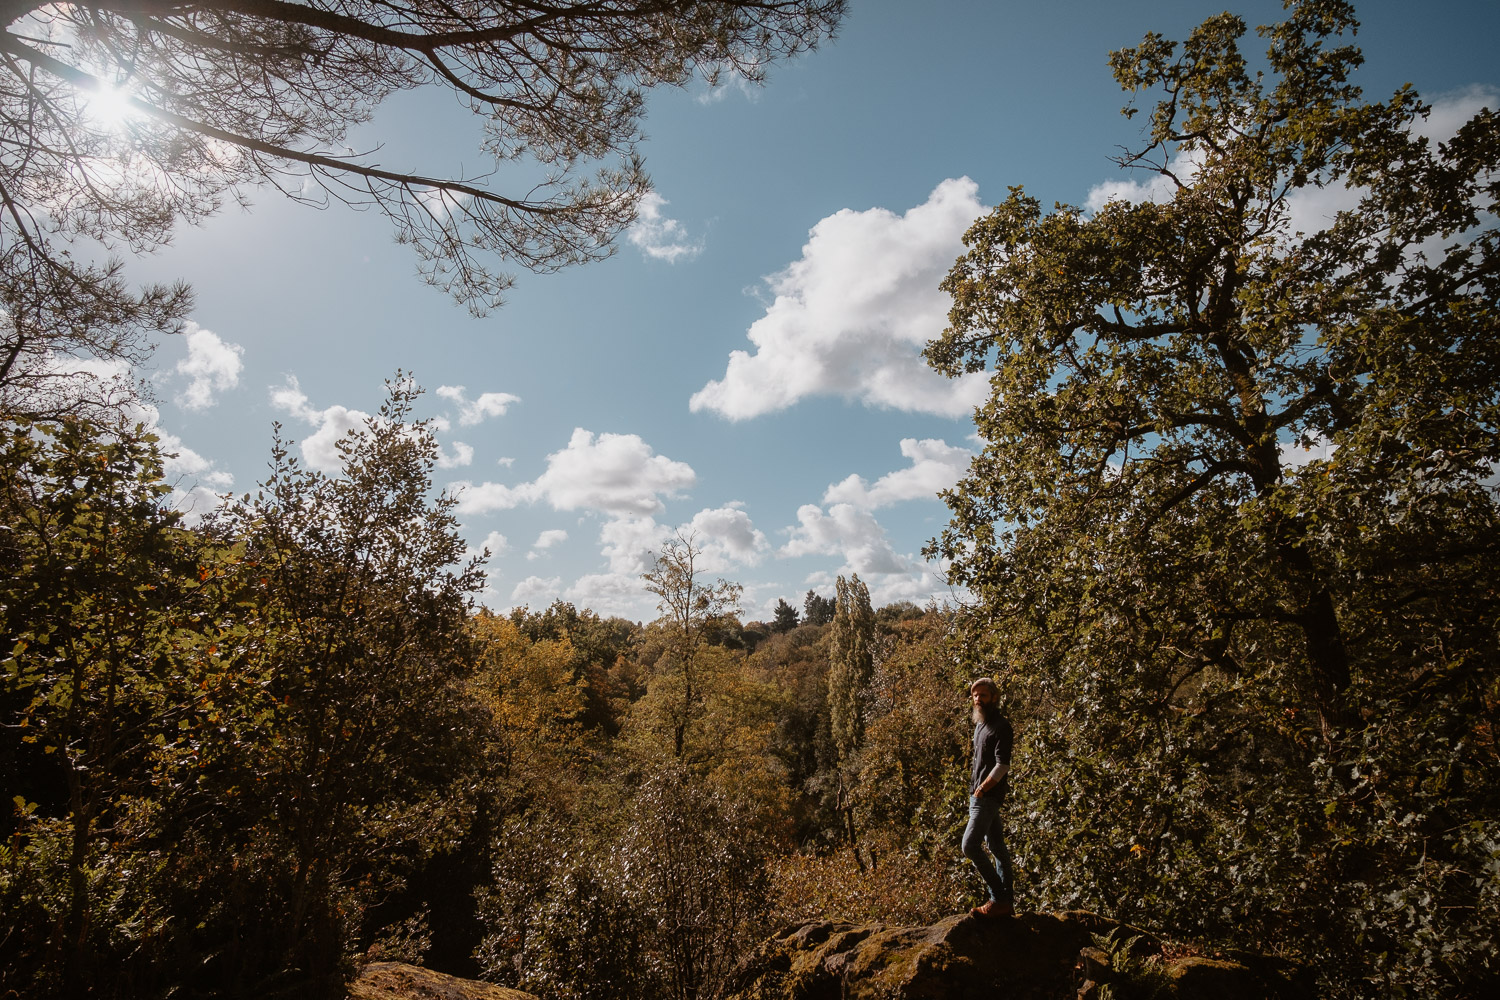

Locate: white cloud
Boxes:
[33,373,236,518]
[692,63,762,105]
[300,407,367,472]
[507,503,772,620]
[1,353,140,422]
[690,178,991,420]
[564,572,656,620]
[437,441,474,468]
[777,502,955,611]
[627,192,704,262]
[171,484,231,521]
[533,528,569,549]
[436,384,520,426]
[455,428,695,517]
[865,570,951,611]
[824,438,973,509]
[535,428,695,515]
[157,430,234,492]
[268,375,320,423]
[592,503,767,579]
[683,503,770,571]
[415,186,473,219]
[1085,147,1207,214]
[1280,436,1338,470]
[771,437,967,609]
[780,502,915,576]
[272,376,476,474]
[527,528,569,561]
[157,429,234,523]
[507,569,665,621]
[599,515,664,575]
[174,323,244,411]
[473,530,509,558]
[510,575,563,608]
[1416,85,1498,143]
[802,570,836,590]
[453,480,531,515]
[270,377,371,473]
[39,377,238,521]
[1285,86,1500,241]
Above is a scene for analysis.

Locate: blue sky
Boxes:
[122,0,1500,622]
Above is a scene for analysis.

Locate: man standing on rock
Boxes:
[963,676,1015,918]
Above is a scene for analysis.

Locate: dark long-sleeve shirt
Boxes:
[970,713,1013,801]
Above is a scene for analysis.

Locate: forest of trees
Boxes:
[2,1,1497,998]
[0,383,969,999]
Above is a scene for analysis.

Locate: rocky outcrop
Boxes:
[723,911,1312,1000]
[350,962,536,1000]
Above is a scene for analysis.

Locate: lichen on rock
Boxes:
[724,911,1312,1000]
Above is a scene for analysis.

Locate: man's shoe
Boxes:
[972,899,1015,919]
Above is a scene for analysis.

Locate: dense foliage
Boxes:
[4,5,1496,999]
[926,1,1499,994]
[0,393,972,999]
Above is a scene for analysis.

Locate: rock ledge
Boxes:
[723,910,1312,1000]
[350,961,536,1000]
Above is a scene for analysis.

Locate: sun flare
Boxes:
[80,82,141,131]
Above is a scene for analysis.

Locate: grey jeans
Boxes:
[961,795,1014,905]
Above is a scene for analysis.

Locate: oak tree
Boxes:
[925,1,1499,990]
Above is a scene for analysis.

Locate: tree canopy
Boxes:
[929,0,1497,733]
[926,0,1499,991]
[0,0,843,416]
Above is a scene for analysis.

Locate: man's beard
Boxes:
[972,702,997,726]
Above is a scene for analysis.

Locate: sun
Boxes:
[80,82,142,131]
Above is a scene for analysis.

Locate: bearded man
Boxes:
[963,676,1015,918]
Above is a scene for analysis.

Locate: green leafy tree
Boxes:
[477,767,771,1000]
[855,611,968,851]
[925,1,1500,993]
[825,574,874,856]
[0,377,496,998]
[470,611,587,806]
[802,589,835,626]
[827,574,874,764]
[507,599,640,733]
[622,767,773,1000]
[771,597,801,633]
[641,531,742,758]
[212,376,488,991]
[0,418,217,997]
[476,811,650,1000]
[747,622,836,842]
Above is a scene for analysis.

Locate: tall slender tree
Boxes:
[827,574,874,764]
